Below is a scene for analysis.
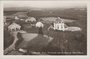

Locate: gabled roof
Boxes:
[8,22,21,29]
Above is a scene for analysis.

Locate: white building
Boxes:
[54,22,67,31]
[36,21,44,28]
[14,16,19,20]
[8,23,21,31]
[25,17,36,22]
[53,17,67,31]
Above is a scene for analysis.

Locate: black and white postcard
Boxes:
[0,0,90,59]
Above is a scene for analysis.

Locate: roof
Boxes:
[8,23,21,29]
[26,17,36,22]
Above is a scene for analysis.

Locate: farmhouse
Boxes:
[8,22,21,31]
[25,17,36,22]
[36,21,44,28]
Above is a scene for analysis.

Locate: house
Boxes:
[53,17,67,31]
[36,21,44,28]
[8,22,21,31]
[14,16,19,20]
[25,17,36,22]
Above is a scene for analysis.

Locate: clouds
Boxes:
[4,1,86,8]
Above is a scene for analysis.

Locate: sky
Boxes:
[3,1,86,8]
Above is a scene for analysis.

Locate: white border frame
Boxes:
[0,0,90,59]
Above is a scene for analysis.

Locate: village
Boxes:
[4,13,84,55]
[4,1,87,55]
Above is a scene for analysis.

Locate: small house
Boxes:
[25,17,36,22]
[36,21,44,28]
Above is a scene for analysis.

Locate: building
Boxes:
[53,17,67,31]
[25,17,36,22]
[8,22,21,31]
